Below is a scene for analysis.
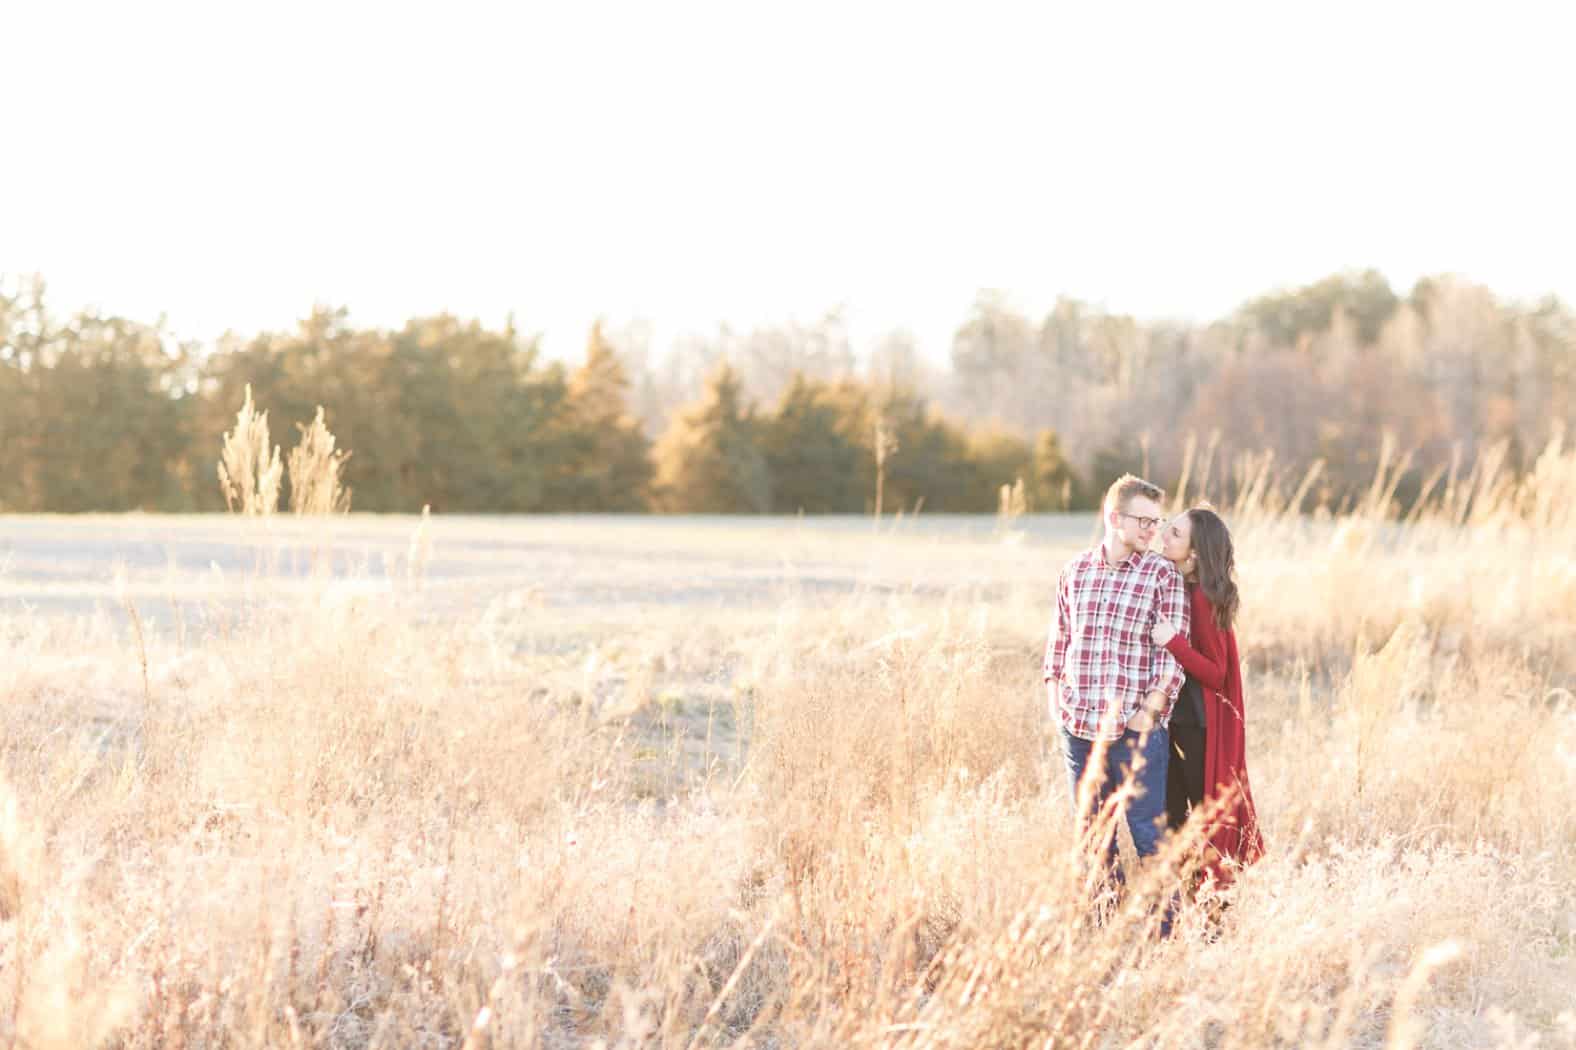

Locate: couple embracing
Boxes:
[1044,473,1264,909]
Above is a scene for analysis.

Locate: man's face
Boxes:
[1109,495,1164,551]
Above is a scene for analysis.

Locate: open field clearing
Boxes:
[0,514,1098,625]
[1,509,1574,1048]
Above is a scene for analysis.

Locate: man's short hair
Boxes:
[1103,473,1164,515]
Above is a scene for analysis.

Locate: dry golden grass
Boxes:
[217,385,283,518]
[1,446,1575,1047]
[287,407,352,517]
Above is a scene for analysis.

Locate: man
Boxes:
[1045,473,1190,887]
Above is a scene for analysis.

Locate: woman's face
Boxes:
[1160,513,1193,567]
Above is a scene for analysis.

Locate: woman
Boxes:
[1153,506,1265,882]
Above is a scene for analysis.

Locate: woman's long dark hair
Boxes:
[1187,506,1239,633]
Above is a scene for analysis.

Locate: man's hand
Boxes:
[1151,618,1179,646]
[1129,690,1168,734]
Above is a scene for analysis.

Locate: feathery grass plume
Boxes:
[405,503,433,587]
[217,384,283,516]
[287,406,351,516]
[873,415,897,521]
[995,477,1027,542]
[1385,940,1464,1050]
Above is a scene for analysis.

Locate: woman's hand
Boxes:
[1152,618,1178,646]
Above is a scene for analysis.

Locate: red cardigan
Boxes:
[1164,583,1265,881]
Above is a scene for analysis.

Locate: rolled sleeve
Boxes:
[1044,570,1071,684]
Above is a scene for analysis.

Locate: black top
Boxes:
[1170,676,1208,728]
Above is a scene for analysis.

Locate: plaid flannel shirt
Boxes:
[1044,545,1190,741]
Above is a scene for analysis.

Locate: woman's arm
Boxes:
[1162,592,1229,692]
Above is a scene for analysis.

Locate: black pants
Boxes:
[1166,721,1207,831]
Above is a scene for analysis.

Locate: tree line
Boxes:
[0,270,1570,514]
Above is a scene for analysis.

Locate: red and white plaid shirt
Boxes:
[1044,545,1190,741]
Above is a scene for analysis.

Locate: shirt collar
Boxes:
[1097,542,1143,570]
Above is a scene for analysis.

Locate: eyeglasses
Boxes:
[1120,513,1165,530]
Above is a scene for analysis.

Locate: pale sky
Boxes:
[4,1,1573,361]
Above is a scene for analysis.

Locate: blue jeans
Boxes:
[1061,726,1171,876]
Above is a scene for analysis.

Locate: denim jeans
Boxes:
[1061,726,1171,875]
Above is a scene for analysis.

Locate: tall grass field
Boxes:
[1,444,1574,1048]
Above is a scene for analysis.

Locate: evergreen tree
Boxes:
[761,374,869,512]
[549,323,654,510]
[653,361,771,512]
[29,314,192,511]
[872,387,985,512]
[1240,269,1400,349]
[1029,429,1079,510]
[964,428,1035,510]
[382,316,568,511]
